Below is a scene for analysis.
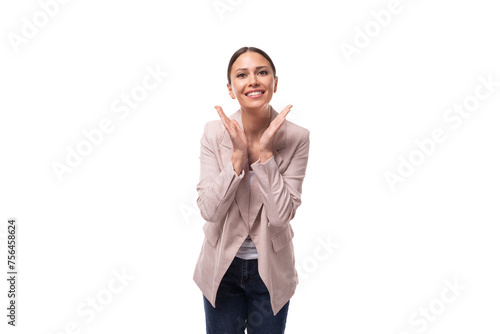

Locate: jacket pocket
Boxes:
[271,224,294,252]
[203,222,221,247]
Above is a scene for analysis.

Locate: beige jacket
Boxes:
[193,106,310,316]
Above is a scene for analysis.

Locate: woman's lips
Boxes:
[246,91,265,99]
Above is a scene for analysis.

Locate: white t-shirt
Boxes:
[235,170,258,260]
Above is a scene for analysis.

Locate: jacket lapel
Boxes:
[220,106,287,229]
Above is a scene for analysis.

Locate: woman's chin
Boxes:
[239,100,271,111]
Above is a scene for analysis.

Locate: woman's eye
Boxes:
[237,73,246,78]
[259,70,268,75]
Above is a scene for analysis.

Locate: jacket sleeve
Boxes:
[196,122,245,223]
[250,129,310,226]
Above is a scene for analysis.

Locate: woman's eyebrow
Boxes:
[235,66,269,72]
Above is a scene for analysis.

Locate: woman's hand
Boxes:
[259,104,292,161]
[215,105,248,154]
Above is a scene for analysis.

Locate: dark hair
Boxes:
[227,46,277,85]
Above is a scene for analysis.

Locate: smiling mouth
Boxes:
[246,91,264,97]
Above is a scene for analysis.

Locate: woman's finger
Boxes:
[233,120,243,132]
[215,105,232,132]
[279,104,292,119]
[215,105,232,122]
[270,104,292,130]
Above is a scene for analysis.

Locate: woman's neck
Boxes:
[241,105,271,141]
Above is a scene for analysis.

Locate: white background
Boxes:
[1,0,499,333]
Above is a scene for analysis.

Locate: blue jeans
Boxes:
[203,257,290,333]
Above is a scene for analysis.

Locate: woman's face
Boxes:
[227,51,278,111]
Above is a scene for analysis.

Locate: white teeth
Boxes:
[247,91,263,96]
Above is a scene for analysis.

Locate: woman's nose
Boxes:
[249,74,259,85]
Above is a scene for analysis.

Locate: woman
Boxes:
[193,46,310,333]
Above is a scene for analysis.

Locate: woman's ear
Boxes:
[227,82,235,99]
[274,76,278,93]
